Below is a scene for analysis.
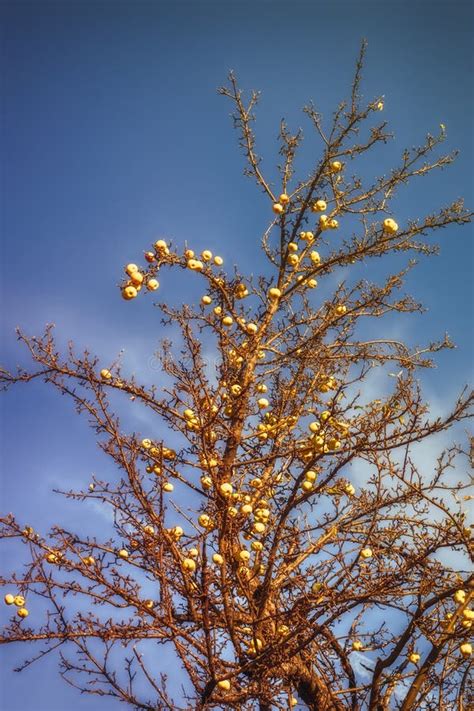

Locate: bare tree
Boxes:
[1,42,473,710]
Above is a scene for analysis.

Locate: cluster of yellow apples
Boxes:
[316,374,338,393]
[272,192,290,215]
[140,437,176,491]
[122,261,159,301]
[409,652,421,664]
[256,411,298,442]
[4,593,28,618]
[120,240,225,302]
[352,640,363,651]
[300,469,318,493]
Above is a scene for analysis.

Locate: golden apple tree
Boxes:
[1,44,473,710]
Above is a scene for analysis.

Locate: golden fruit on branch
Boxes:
[409,652,420,664]
[247,323,258,334]
[335,304,347,316]
[462,609,474,620]
[201,295,212,305]
[239,550,251,563]
[13,595,25,607]
[268,287,281,300]
[198,514,212,528]
[143,599,154,610]
[162,482,174,492]
[460,642,472,657]
[257,383,268,393]
[130,271,144,285]
[141,438,152,449]
[222,315,233,326]
[301,481,313,492]
[305,470,317,482]
[307,278,318,288]
[214,255,224,266]
[154,239,168,253]
[201,476,212,489]
[258,398,269,409]
[454,589,466,604]
[17,608,29,618]
[312,199,327,212]
[144,251,155,263]
[147,278,159,291]
[310,251,321,265]
[143,525,155,535]
[376,101,384,111]
[279,193,290,204]
[288,241,298,252]
[352,640,363,651]
[330,160,342,173]
[122,285,138,300]
[125,263,139,276]
[383,218,398,234]
[212,553,224,565]
[361,548,373,559]
[272,203,284,215]
[219,482,233,497]
[217,679,231,691]
[118,549,129,559]
[328,218,338,229]
[100,369,112,380]
[253,522,266,534]
[187,259,203,271]
[4,594,15,605]
[188,547,199,558]
[181,558,196,573]
[251,541,263,551]
[201,250,212,261]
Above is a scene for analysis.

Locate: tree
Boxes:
[1,43,472,710]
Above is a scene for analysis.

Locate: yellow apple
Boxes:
[309,422,320,433]
[272,203,284,214]
[335,304,347,315]
[376,101,384,111]
[279,193,290,204]
[130,271,143,285]
[201,295,212,305]
[312,199,327,212]
[462,609,474,620]
[277,624,289,635]
[345,484,355,496]
[409,652,420,664]
[214,255,224,266]
[144,251,155,263]
[201,250,212,261]
[247,323,258,334]
[268,287,281,300]
[257,383,267,393]
[100,368,112,380]
[14,595,25,607]
[46,552,59,564]
[220,482,233,497]
[184,249,195,259]
[239,550,250,563]
[141,438,152,449]
[213,553,224,565]
[288,242,298,252]
[287,253,299,266]
[17,608,29,618]
[307,278,318,288]
[251,541,263,551]
[328,218,338,229]
[258,398,269,409]
[122,285,138,300]
[217,679,231,691]
[143,525,155,535]
[383,218,398,234]
[147,278,159,291]
[250,478,262,488]
[310,251,321,265]
[352,640,363,651]
[454,589,466,604]
[460,643,472,656]
[187,259,203,271]
[118,549,129,559]
[222,315,233,327]
[228,506,238,517]
[125,263,139,276]
[4,594,15,605]
[330,160,342,173]
[144,599,154,609]
[170,526,183,539]
[361,548,373,559]
[163,482,174,492]
[253,522,266,533]
[182,558,196,573]
[198,514,211,528]
[188,547,199,558]
[290,697,298,707]
[154,239,168,252]
[241,504,253,515]
[301,481,313,492]
[201,476,212,489]
[305,470,317,482]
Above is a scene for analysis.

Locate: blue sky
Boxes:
[1,1,473,709]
